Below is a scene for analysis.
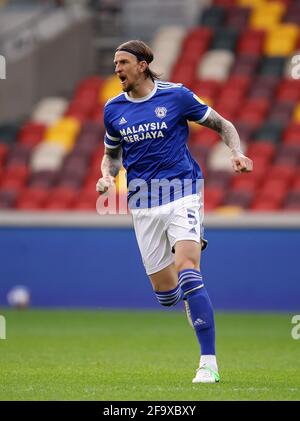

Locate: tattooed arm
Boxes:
[96,146,122,194]
[201,109,253,173]
[101,146,122,178]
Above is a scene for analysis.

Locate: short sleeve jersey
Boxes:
[104,80,211,208]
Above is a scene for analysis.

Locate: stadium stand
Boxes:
[1,0,300,212]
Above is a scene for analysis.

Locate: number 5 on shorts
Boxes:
[187,208,198,226]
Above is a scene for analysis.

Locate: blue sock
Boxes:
[179,269,215,355]
[154,284,183,307]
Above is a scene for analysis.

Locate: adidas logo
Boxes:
[119,117,127,125]
[194,318,206,327]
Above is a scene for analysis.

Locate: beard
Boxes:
[122,82,135,93]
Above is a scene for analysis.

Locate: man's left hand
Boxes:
[231,153,253,173]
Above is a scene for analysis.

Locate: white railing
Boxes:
[0,211,299,228]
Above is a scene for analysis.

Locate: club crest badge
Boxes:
[155,107,167,119]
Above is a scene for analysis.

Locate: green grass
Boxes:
[0,309,299,401]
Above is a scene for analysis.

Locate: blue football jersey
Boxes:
[104,80,211,208]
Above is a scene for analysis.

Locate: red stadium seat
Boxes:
[74,87,99,103]
[238,107,267,127]
[205,185,225,207]
[18,122,46,146]
[192,80,221,101]
[1,176,25,190]
[64,109,88,123]
[80,188,98,201]
[17,198,43,210]
[246,141,276,162]
[276,79,300,102]
[205,185,225,210]
[251,199,281,211]
[248,75,279,100]
[28,170,58,189]
[181,41,210,60]
[275,144,300,166]
[43,187,77,210]
[83,174,99,190]
[260,179,288,197]
[18,132,44,147]
[233,121,254,144]
[90,157,104,178]
[171,63,197,87]
[243,97,270,115]
[184,27,213,47]
[90,105,104,124]
[225,74,251,93]
[171,28,213,86]
[292,177,300,190]
[231,173,258,193]
[75,76,103,95]
[5,162,29,176]
[0,187,20,209]
[206,170,232,189]
[2,164,29,188]
[237,109,265,128]
[214,107,236,120]
[219,84,246,102]
[18,187,48,206]
[247,156,269,181]
[204,202,217,211]
[49,187,77,202]
[283,123,300,144]
[252,177,289,209]
[237,29,266,56]
[224,190,254,208]
[73,189,98,210]
[214,97,242,113]
[268,163,295,182]
[192,127,220,147]
[0,143,8,166]
[43,199,71,210]
[73,200,96,210]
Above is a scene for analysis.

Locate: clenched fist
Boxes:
[96,175,115,194]
[231,153,253,173]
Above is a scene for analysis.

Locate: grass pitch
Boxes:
[0,309,299,401]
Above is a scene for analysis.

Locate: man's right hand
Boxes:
[96,175,115,194]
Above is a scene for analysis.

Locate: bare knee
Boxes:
[175,258,199,273]
[149,263,178,292]
[174,240,201,274]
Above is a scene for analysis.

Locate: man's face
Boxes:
[114,51,144,92]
